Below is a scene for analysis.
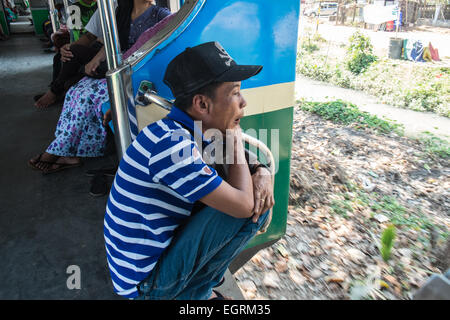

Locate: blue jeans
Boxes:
[135,207,269,300]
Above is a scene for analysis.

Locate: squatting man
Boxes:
[103,41,275,300]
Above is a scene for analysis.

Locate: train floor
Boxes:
[0,33,119,299]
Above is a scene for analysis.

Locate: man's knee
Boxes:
[69,43,101,64]
[68,44,88,59]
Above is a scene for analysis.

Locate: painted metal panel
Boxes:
[127,0,300,246]
[131,0,300,98]
[240,107,294,246]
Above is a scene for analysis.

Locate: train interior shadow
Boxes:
[0,33,119,299]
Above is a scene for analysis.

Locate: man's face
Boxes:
[205,81,247,133]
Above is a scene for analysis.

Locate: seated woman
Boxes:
[29,0,173,174]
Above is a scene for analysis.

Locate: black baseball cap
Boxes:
[163,41,262,99]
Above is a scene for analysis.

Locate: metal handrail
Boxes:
[97,0,131,159]
[141,91,173,111]
[47,0,58,33]
[62,0,69,19]
[97,0,122,70]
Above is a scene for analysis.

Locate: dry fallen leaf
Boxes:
[325,271,347,283]
[263,271,281,289]
[289,270,306,286]
[275,259,289,273]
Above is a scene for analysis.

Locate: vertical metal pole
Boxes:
[97,0,132,159]
[62,0,75,42]
[97,0,122,69]
[47,0,58,33]
[62,0,69,21]
[169,0,181,12]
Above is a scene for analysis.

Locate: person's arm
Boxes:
[84,46,106,76]
[200,128,255,219]
[60,32,97,62]
[75,32,97,47]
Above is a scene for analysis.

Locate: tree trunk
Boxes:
[405,0,409,27]
[352,1,357,23]
[433,4,441,25]
[336,0,340,25]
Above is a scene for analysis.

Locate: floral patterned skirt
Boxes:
[46,77,109,158]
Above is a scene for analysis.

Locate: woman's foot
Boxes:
[29,154,82,174]
[28,152,59,171]
[42,157,82,174]
[34,90,57,109]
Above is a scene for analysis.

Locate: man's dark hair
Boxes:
[174,82,221,111]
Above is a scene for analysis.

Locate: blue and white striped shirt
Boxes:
[104,107,223,298]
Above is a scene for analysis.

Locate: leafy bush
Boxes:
[297,52,334,82]
[299,100,403,135]
[346,31,377,74]
[296,53,450,118]
[302,41,320,53]
[347,53,377,75]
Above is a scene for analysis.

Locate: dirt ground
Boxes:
[233,16,449,301]
[235,106,449,300]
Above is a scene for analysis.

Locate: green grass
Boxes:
[301,41,320,53]
[299,100,404,135]
[330,185,444,235]
[417,132,450,159]
[330,198,353,218]
[380,225,396,262]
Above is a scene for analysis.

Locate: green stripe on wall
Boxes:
[0,11,9,36]
[31,9,49,35]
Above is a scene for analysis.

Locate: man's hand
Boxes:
[84,56,101,76]
[60,43,74,62]
[251,167,274,223]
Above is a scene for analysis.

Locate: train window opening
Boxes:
[3,0,33,33]
[125,0,196,66]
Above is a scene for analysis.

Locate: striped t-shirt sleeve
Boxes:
[148,135,223,203]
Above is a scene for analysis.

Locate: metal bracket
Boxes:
[135,80,173,111]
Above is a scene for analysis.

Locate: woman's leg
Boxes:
[35,43,102,109]
[30,77,109,172]
[136,207,270,300]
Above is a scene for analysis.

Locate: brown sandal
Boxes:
[42,161,83,175]
[28,153,56,172]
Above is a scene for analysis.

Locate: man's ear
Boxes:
[191,94,211,116]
